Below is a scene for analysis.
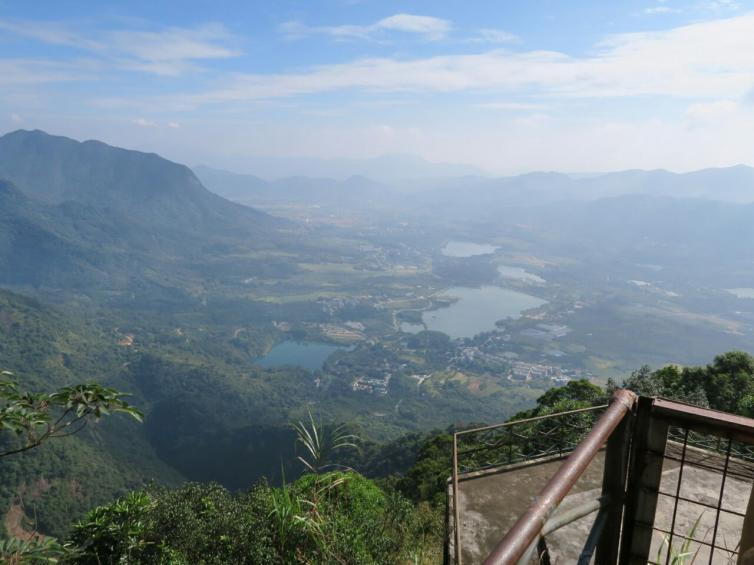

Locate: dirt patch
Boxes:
[4,504,42,542]
[118,333,135,346]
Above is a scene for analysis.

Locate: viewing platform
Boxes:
[447,392,754,564]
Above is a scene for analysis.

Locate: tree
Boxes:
[0,371,143,564]
[0,371,142,458]
[704,351,754,414]
[535,379,606,409]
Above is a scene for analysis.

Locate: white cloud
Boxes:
[167,121,181,128]
[644,6,677,14]
[376,14,450,39]
[0,58,95,85]
[469,29,519,43]
[280,13,450,41]
[0,20,239,76]
[133,118,157,127]
[701,0,741,11]
[477,102,546,110]
[10,113,22,123]
[685,99,739,120]
[170,13,754,106]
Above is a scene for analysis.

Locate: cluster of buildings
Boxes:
[351,374,392,395]
[509,361,564,382]
[319,323,366,342]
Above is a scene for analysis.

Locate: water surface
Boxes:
[255,341,348,371]
[402,286,547,339]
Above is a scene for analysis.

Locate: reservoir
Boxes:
[402,286,547,339]
[442,241,498,258]
[255,341,348,371]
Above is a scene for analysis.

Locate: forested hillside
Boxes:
[3,130,754,561]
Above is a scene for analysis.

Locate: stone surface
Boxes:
[450,444,754,564]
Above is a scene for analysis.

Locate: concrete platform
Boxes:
[449,445,754,564]
[449,452,606,564]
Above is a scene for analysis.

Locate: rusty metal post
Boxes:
[452,432,462,565]
[595,398,635,563]
[483,389,637,565]
[618,396,669,565]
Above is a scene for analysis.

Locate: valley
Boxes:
[3,130,754,541]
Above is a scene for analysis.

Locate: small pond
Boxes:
[255,341,349,371]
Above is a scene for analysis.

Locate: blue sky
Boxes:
[1,0,754,174]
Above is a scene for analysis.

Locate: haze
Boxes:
[3,0,754,175]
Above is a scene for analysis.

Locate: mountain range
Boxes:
[3,129,754,541]
[0,130,292,291]
[194,165,389,208]
[195,163,754,210]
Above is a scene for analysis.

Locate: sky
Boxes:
[2,0,754,175]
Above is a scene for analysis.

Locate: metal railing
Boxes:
[449,398,616,565]
[460,392,754,565]
[482,389,636,564]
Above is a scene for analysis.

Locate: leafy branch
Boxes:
[0,371,143,458]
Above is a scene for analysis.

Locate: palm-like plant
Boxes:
[293,410,359,474]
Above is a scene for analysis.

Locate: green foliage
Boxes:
[0,374,142,458]
[69,484,278,565]
[287,471,442,564]
[0,290,180,538]
[67,475,441,565]
[293,410,359,474]
[269,475,318,561]
[396,433,453,506]
[69,491,157,563]
[655,512,705,564]
[0,536,72,564]
[535,379,606,409]
[620,351,754,415]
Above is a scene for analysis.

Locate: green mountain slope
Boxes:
[0,131,302,294]
[0,290,183,538]
[0,130,282,235]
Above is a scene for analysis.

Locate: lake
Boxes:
[442,241,499,258]
[727,288,754,299]
[255,341,349,371]
[401,286,547,339]
[497,265,545,285]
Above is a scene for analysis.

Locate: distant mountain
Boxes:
[580,165,754,203]
[0,130,282,235]
[201,153,487,182]
[192,166,268,200]
[0,131,295,292]
[391,165,754,222]
[194,165,389,207]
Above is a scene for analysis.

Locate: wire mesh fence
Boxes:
[648,427,754,564]
[452,394,754,565]
[454,405,607,475]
